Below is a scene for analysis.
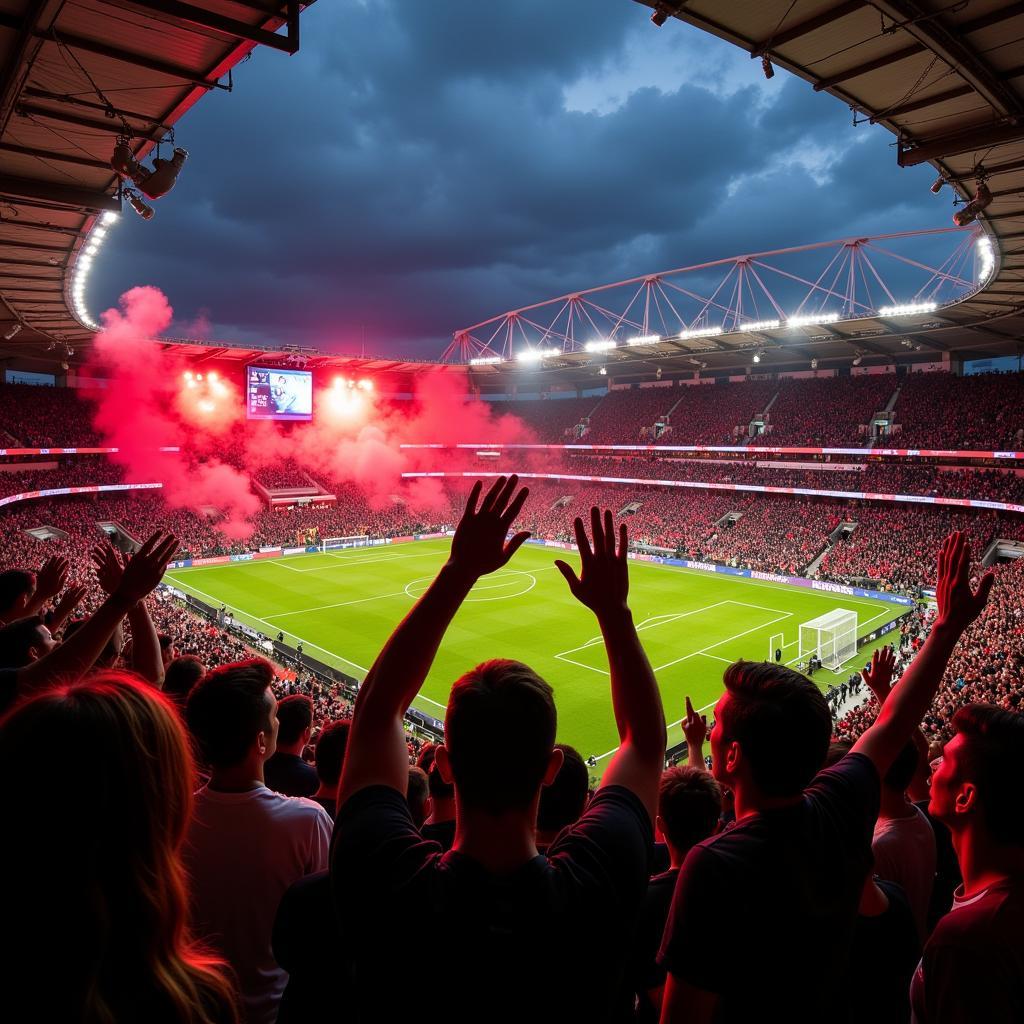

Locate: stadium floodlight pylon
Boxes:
[443,226,988,362]
[799,609,858,673]
[321,535,370,553]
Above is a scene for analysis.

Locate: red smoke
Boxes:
[87,287,535,539]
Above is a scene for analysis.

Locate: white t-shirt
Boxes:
[872,803,937,942]
[185,783,333,1024]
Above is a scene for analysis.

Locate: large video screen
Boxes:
[246,366,313,421]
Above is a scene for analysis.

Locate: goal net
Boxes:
[798,609,858,672]
[321,535,370,552]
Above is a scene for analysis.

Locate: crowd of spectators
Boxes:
[251,460,319,491]
[0,382,102,447]
[584,387,679,444]
[2,480,1021,1024]
[892,371,1024,450]
[766,374,895,446]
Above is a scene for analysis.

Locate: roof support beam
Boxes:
[898,122,1024,166]
[118,0,300,54]
[752,0,864,53]
[0,141,109,169]
[0,237,69,253]
[0,174,118,212]
[0,218,82,237]
[22,88,171,129]
[15,102,163,140]
[0,13,228,90]
[869,84,973,123]
[0,257,64,269]
[814,44,926,92]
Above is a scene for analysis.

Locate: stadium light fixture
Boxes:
[584,340,617,353]
[469,356,502,366]
[761,54,775,79]
[627,334,661,346]
[752,350,762,363]
[183,371,193,381]
[517,348,558,364]
[678,326,722,340]
[208,370,218,382]
[977,236,995,282]
[787,313,839,328]
[930,175,945,194]
[4,324,22,340]
[852,353,862,366]
[877,302,937,317]
[953,181,992,227]
[357,379,373,391]
[811,358,818,369]
[736,319,780,333]
[598,366,607,375]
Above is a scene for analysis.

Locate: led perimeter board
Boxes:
[247,366,313,421]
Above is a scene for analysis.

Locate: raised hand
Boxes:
[447,476,530,581]
[111,532,179,608]
[49,584,88,631]
[34,555,69,602]
[91,541,125,596]
[683,695,708,750]
[935,531,994,635]
[555,507,629,619]
[862,645,896,700]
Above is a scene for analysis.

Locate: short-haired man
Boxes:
[417,742,456,849]
[332,480,666,1022]
[264,693,318,797]
[912,703,1024,1022]
[628,765,722,1022]
[185,659,332,1024]
[310,718,350,817]
[536,743,590,849]
[659,532,994,1023]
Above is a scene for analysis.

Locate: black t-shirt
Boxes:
[911,878,1024,1023]
[311,794,336,819]
[848,878,921,1024]
[420,818,456,851]
[0,667,19,716]
[624,867,678,1023]
[659,752,880,1023]
[332,784,653,1023]
[264,752,318,798]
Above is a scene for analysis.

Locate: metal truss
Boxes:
[443,226,992,362]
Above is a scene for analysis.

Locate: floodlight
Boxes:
[852,354,862,366]
[761,54,775,79]
[752,351,762,364]
[930,175,945,194]
[953,181,992,227]
[811,358,818,369]
[4,324,22,340]
[598,367,607,375]
[126,191,154,221]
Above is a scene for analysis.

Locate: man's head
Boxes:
[406,766,430,829]
[0,570,35,623]
[537,744,589,838]
[437,659,559,815]
[162,656,205,708]
[417,743,455,804]
[657,766,723,860]
[710,660,832,799]
[185,659,278,772]
[158,633,176,669]
[929,703,1024,846]
[314,718,351,791]
[276,694,314,752]
[0,615,55,668]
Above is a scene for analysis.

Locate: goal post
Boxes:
[798,609,858,672]
[321,534,370,552]
[768,632,785,662]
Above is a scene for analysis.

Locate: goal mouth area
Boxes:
[798,609,858,673]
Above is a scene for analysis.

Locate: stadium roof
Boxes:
[461,1,1024,390]
[615,2,1024,369]
[0,1,315,371]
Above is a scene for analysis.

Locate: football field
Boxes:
[164,540,906,766]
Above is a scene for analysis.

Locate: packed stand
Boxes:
[666,379,777,444]
[893,371,1024,451]
[0,382,103,447]
[499,396,599,441]
[766,374,895,446]
[584,386,679,443]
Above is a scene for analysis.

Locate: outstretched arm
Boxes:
[92,541,165,687]
[683,696,708,770]
[852,532,993,777]
[338,476,530,805]
[556,509,666,821]
[23,555,68,619]
[15,532,177,700]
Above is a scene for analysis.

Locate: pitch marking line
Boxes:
[263,590,410,620]
[594,699,718,764]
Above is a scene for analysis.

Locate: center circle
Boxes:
[404,570,537,602]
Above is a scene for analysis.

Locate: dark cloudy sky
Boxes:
[93,0,948,359]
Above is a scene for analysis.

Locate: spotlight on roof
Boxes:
[4,324,22,340]
[598,366,607,376]
[929,175,945,195]
[125,190,154,221]
[852,353,862,366]
[655,367,663,380]
[650,2,682,26]
[953,181,992,227]
[810,358,818,370]
[752,349,763,364]
[761,54,775,79]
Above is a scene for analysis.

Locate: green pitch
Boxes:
[164,540,905,767]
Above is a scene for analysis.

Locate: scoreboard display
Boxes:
[246,366,313,421]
